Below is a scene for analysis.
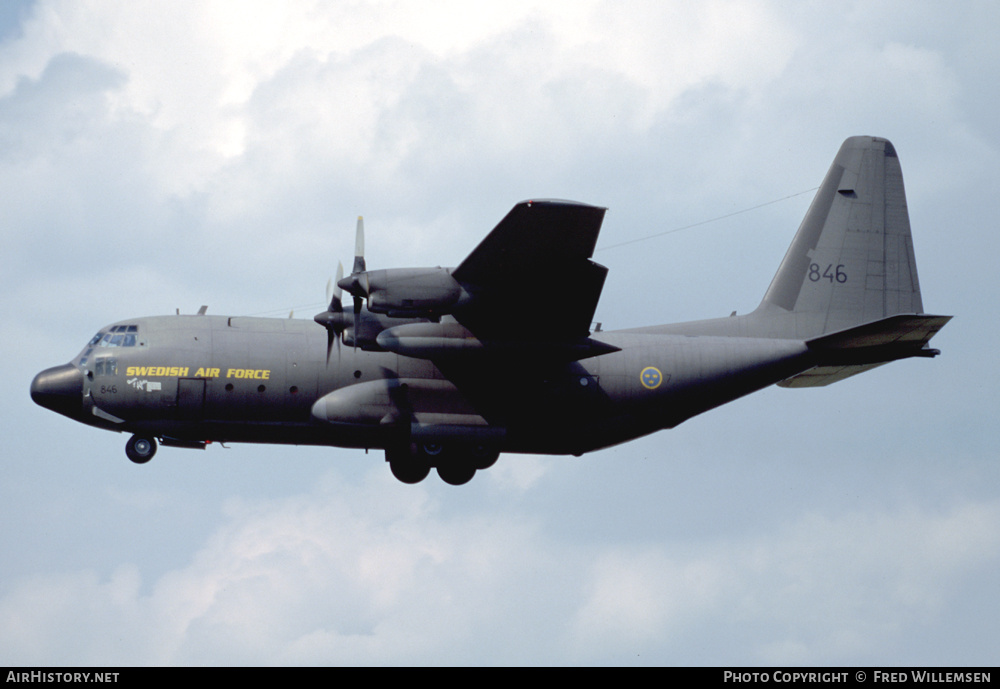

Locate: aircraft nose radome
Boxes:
[31,364,84,419]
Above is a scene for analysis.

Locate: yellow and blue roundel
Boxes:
[640,366,663,390]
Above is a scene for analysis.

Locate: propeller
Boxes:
[315,261,347,365]
[316,216,372,362]
[316,216,386,360]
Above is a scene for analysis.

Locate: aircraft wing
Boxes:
[451,199,609,341]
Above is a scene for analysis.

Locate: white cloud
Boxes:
[1,470,996,665]
[0,0,805,203]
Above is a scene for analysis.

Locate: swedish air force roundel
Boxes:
[640,366,663,390]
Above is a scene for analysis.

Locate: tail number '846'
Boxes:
[809,263,847,284]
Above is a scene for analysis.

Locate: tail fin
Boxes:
[756,136,925,338]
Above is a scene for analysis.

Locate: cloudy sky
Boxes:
[2,0,998,666]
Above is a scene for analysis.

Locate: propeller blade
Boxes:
[353,295,363,352]
[320,261,350,366]
[334,263,345,359]
[352,216,366,275]
[328,261,345,312]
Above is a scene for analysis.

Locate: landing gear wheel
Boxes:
[386,446,430,484]
[126,435,157,464]
[471,447,500,470]
[436,459,476,486]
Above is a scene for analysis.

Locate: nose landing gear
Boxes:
[125,434,157,464]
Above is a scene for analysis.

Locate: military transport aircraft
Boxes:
[31,137,950,485]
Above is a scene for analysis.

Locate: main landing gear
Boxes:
[386,443,500,486]
[125,434,157,464]
[122,433,499,486]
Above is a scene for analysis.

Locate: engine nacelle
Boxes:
[311,378,487,427]
[345,267,472,317]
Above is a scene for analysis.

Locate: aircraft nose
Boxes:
[31,364,84,418]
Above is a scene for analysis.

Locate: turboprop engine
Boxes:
[338,267,473,318]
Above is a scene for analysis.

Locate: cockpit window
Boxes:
[81,325,140,366]
[91,325,140,348]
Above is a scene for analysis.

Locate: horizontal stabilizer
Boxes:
[807,314,951,350]
[777,361,889,387]
[779,314,951,387]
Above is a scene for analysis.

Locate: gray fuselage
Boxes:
[42,313,811,456]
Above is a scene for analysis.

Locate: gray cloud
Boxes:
[3,0,997,665]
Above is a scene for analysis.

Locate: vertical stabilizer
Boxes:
[756,136,924,338]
